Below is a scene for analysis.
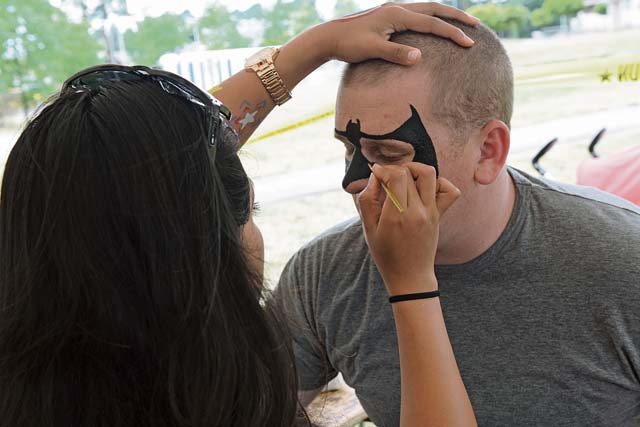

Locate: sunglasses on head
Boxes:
[62,64,237,160]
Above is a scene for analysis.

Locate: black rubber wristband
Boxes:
[389,290,440,304]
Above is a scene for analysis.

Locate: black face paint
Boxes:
[335,105,438,190]
[335,105,439,188]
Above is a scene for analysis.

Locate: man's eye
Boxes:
[377,153,406,163]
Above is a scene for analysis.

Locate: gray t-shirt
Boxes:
[275,167,640,427]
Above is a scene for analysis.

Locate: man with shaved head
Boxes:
[275,19,640,426]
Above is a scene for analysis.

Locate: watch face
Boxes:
[246,47,276,67]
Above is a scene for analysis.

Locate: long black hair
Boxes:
[0,79,301,426]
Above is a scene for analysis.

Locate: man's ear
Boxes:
[474,119,510,185]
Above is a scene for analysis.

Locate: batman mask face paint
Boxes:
[335,105,439,190]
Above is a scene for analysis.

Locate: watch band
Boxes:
[247,48,291,106]
[256,64,291,106]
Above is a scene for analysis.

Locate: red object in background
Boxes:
[576,145,640,205]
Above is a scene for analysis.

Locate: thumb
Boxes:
[435,177,461,216]
[375,40,421,65]
[358,173,384,234]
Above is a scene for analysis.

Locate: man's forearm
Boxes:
[211,24,331,145]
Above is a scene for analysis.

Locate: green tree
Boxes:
[508,0,544,10]
[124,13,193,66]
[530,0,583,29]
[289,0,323,39]
[467,3,529,37]
[0,0,101,114]
[502,5,529,37]
[333,0,360,18]
[467,4,506,32]
[531,7,556,28]
[543,0,584,18]
[198,4,251,50]
[594,3,607,14]
[263,0,322,45]
[262,0,289,45]
[233,4,264,20]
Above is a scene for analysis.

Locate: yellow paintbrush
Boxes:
[368,163,404,214]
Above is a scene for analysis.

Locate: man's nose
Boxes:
[344,178,369,194]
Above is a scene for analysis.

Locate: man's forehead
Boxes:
[334,110,413,135]
[337,71,430,125]
[335,97,434,132]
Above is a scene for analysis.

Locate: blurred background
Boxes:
[1,0,639,285]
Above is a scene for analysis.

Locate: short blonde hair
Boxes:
[342,20,513,143]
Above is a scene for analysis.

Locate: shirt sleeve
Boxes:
[272,250,338,391]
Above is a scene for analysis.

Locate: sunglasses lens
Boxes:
[70,70,139,89]
[159,80,208,109]
[65,66,232,154]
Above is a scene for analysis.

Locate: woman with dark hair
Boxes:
[0,3,478,427]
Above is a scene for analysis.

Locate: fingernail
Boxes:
[465,35,475,44]
[408,50,420,63]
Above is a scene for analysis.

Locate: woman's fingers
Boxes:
[374,38,423,65]
[359,162,444,294]
[404,167,422,210]
[363,164,460,234]
[386,7,475,47]
[370,164,410,215]
[398,163,461,216]
[435,177,461,216]
[399,2,481,27]
[405,163,437,207]
[328,2,476,65]
[358,172,385,234]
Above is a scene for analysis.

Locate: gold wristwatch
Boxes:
[245,47,292,106]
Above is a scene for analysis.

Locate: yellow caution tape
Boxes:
[207,84,333,143]
[247,109,335,144]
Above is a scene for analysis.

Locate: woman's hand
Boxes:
[359,163,475,426]
[322,2,480,66]
[358,163,460,295]
[216,2,478,144]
